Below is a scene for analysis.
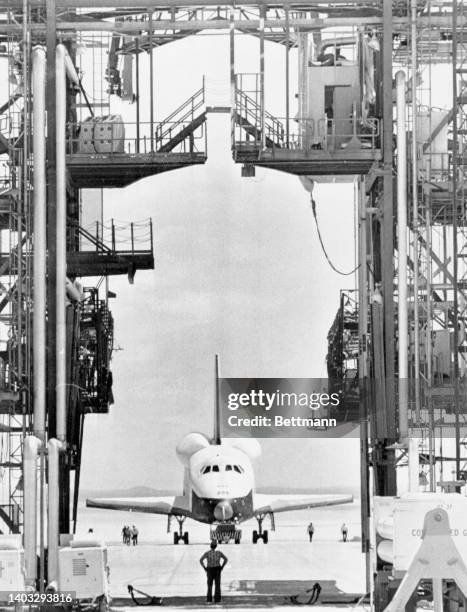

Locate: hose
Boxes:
[311,197,359,276]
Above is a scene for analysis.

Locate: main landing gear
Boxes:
[252,512,275,544]
[168,515,189,544]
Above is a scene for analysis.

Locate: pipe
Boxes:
[47,439,64,585]
[56,44,67,443]
[411,0,421,429]
[285,5,290,147]
[316,36,357,58]
[396,70,408,440]
[149,10,154,152]
[32,46,47,442]
[259,6,265,149]
[230,8,235,149]
[24,436,43,587]
[66,278,83,303]
[63,51,80,86]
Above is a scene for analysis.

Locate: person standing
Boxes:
[199,541,228,603]
[131,525,139,546]
[123,525,131,545]
[341,523,348,542]
[307,522,314,542]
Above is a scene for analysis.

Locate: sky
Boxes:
[79,31,362,494]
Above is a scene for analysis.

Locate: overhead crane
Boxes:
[0,0,466,609]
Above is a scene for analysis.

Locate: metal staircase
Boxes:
[156,82,206,153]
[234,87,285,149]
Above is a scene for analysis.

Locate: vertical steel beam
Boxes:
[411,0,421,427]
[358,178,371,592]
[149,10,154,152]
[425,158,435,491]
[452,0,461,479]
[230,9,235,149]
[285,4,290,147]
[375,0,397,497]
[396,70,408,440]
[259,5,265,149]
[136,38,140,153]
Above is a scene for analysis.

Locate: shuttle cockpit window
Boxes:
[225,465,233,471]
[212,465,220,472]
[201,466,211,474]
[233,465,244,473]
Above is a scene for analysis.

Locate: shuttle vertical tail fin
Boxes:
[214,354,221,445]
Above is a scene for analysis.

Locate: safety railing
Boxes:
[155,80,205,147]
[234,112,380,153]
[66,118,207,156]
[71,218,153,256]
[419,152,452,183]
[317,116,380,151]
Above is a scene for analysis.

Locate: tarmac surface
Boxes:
[78,500,367,611]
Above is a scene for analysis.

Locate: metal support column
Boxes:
[230,9,235,148]
[259,5,265,149]
[379,0,397,494]
[285,4,290,148]
[452,0,461,479]
[149,10,154,152]
[135,38,140,153]
[358,178,371,593]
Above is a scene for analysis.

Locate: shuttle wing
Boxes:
[86,495,192,517]
[253,493,353,515]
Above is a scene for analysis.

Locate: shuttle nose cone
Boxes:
[214,501,234,521]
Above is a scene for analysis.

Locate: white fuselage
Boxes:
[185,445,255,524]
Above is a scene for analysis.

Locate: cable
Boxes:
[310,197,360,276]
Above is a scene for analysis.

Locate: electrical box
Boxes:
[0,536,25,601]
[58,541,109,602]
